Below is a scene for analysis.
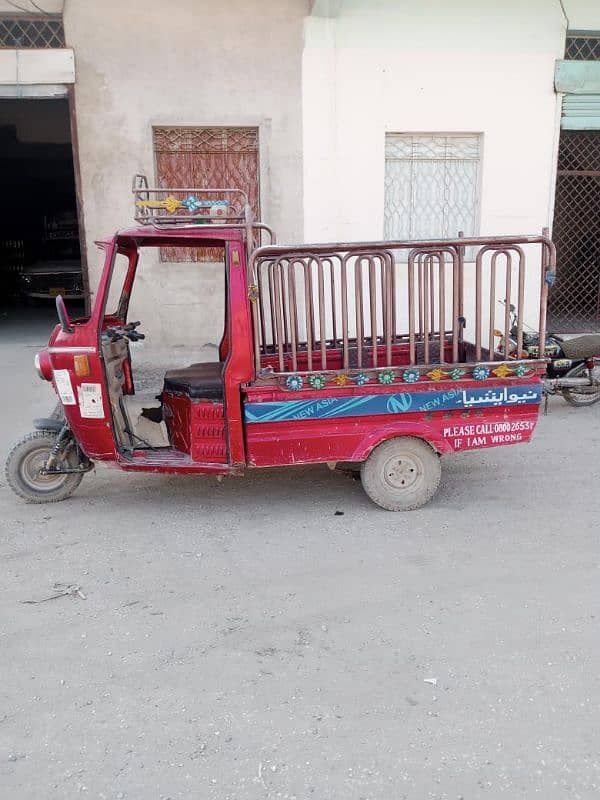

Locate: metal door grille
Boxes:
[549,130,600,331]
[0,16,65,48]
[153,127,259,262]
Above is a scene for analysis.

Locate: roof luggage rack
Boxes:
[132,174,252,226]
[132,175,276,257]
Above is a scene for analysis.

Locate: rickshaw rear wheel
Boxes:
[5,431,84,503]
[361,436,441,511]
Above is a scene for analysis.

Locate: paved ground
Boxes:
[1,308,600,800]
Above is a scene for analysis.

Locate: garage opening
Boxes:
[0,98,85,320]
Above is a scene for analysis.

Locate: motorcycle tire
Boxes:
[5,430,84,503]
[562,361,600,407]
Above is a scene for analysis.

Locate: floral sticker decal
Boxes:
[449,367,464,380]
[402,368,420,384]
[164,195,180,214]
[378,370,396,385]
[309,374,326,390]
[182,195,201,213]
[427,368,446,382]
[285,375,304,391]
[492,364,513,379]
[333,374,352,387]
[515,364,530,378]
[472,365,490,381]
[353,373,369,386]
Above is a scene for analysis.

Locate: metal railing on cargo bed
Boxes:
[248,232,555,380]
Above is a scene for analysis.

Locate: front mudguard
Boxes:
[33,418,94,474]
[34,418,65,433]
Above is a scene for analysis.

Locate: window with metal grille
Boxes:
[565,32,600,61]
[0,15,65,48]
[384,134,481,252]
[153,126,260,262]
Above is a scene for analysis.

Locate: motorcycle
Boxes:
[495,304,600,407]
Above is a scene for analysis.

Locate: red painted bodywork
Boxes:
[162,393,227,463]
[243,392,540,466]
[40,225,545,477]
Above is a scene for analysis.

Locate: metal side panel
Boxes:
[561,94,600,130]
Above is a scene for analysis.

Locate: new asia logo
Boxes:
[386,394,413,413]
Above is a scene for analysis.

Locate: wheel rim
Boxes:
[564,363,600,405]
[382,452,423,491]
[19,446,69,494]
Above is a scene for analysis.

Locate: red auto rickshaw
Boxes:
[6,175,557,510]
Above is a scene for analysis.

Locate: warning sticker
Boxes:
[77,383,104,419]
[53,369,76,405]
[442,418,537,450]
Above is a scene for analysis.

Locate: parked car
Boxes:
[19,211,83,301]
[20,258,84,301]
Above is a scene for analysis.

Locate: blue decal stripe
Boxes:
[247,398,315,423]
[320,395,374,418]
[243,384,541,423]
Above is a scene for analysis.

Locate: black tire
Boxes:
[5,431,84,503]
[360,436,441,511]
[562,361,600,407]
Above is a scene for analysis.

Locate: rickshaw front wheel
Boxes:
[5,431,84,503]
[361,436,441,511]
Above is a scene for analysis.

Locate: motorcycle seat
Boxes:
[559,334,600,360]
[162,361,223,400]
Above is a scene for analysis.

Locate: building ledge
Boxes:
[0,47,74,85]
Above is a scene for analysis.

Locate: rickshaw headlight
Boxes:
[35,350,52,381]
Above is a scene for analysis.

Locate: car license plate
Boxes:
[553,359,571,369]
[49,287,66,297]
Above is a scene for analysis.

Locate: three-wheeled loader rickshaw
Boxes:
[6,176,567,510]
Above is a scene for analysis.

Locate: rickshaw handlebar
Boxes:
[102,322,146,343]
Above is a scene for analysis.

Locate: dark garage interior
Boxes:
[0,97,84,318]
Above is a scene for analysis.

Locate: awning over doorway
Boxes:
[555,60,600,130]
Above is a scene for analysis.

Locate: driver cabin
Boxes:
[97,176,274,464]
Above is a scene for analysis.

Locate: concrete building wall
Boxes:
[302,0,600,334]
[564,0,600,29]
[64,0,308,346]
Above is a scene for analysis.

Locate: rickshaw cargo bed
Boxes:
[242,379,542,467]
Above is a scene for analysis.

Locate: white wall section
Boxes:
[302,0,589,329]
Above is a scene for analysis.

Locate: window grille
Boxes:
[565,33,600,61]
[384,134,481,254]
[153,126,260,262]
[0,16,65,48]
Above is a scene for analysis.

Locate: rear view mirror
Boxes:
[56,294,73,334]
